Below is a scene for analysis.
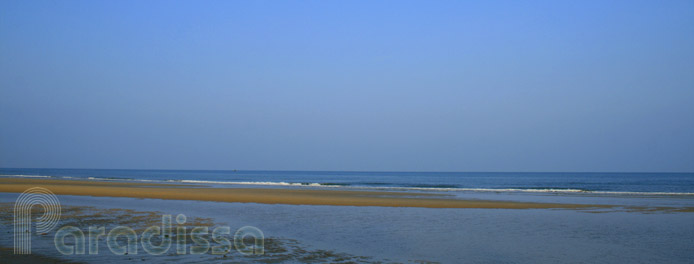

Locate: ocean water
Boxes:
[1,168,694,195]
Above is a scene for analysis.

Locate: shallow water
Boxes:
[1,192,693,263]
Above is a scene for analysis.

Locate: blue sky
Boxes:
[1,0,692,172]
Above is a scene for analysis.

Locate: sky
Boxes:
[1,0,693,172]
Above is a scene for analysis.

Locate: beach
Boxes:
[1,172,693,263]
[0,177,609,209]
[1,187,694,263]
[3,177,694,213]
[1,174,694,263]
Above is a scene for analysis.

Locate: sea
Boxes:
[1,168,693,195]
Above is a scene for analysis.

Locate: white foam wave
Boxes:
[0,174,52,178]
[176,180,331,187]
[362,186,694,196]
[83,177,157,182]
[170,180,694,195]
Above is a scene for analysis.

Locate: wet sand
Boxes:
[0,247,77,264]
[0,178,611,210]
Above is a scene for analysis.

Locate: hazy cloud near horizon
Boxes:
[1,0,693,172]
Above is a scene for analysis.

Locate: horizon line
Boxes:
[1,167,692,174]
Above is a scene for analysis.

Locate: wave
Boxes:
[372,187,694,195]
[84,176,157,182]
[0,174,52,178]
[354,182,460,188]
[171,180,694,195]
[0,174,159,183]
[172,179,342,187]
[354,186,694,196]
